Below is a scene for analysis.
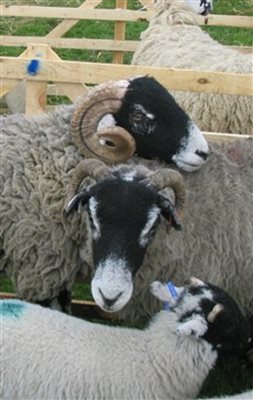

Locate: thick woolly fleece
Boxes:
[0,299,217,400]
[0,109,181,305]
[116,138,253,323]
[0,107,92,300]
[132,0,253,135]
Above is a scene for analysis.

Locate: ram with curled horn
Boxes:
[0,76,208,318]
[4,76,209,171]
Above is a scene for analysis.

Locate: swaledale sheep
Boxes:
[1,277,251,400]
[65,137,253,323]
[3,76,209,171]
[132,0,253,135]
[0,75,210,312]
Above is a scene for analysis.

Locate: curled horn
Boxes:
[207,304,224,323]
[65,159,112,209]
[142,169,186,210]
[71,80,136,164]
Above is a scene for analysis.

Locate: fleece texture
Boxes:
[0,299,216,400]
[0,107,92,300]
[115,138,253,323]
[132,0,253,134]
[0,107,181,309]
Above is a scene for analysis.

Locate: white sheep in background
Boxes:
[132,0,253,135]
[1,277,251,400]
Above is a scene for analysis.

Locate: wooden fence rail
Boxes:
[1,4,253,28]
[1,0,252,122]
[2,55,252,96]
[1,36,252,54]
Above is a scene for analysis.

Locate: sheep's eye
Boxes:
[131,112,144,122]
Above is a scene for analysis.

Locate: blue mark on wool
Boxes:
[0,300,25,318]
[27,59,41,76]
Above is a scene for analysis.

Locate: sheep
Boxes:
[132,0,253,135]
[1,277,251,400]
[1,76,209,171]
[64,137,253,323]
[0,158,186,314]
[0,75,211,312]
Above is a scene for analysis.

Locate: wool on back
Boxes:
[0,300,216,400]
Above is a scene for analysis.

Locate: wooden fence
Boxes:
[1,0,253,129]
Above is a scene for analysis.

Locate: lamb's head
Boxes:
[153,0,213,17]
[70,76,209,172]
[185,0,213,15]
[64,159,185,312]
[151,277,252,358]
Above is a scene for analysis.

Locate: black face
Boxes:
[196,284,252,358]
[88,178,161,275]
[200,0,212,15]
[114,76,189,163]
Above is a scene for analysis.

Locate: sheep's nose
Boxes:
[99,289,123,308]
[195,150,208,161]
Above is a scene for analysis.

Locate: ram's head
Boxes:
[70,76,209,172]
[65,159,186,313]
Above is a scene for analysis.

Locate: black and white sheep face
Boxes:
[151,277,252,357]
[98,76,209,172]
[185,0,213,15]
[67,172,180,313]
[89,178,165,313]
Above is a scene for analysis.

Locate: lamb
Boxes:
[1,277,251,400]
[132,0,253,135]
[65,137,253,323]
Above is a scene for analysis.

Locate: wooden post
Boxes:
[25,45,49,115]
[46,47,89,102]
[113,0,127,64]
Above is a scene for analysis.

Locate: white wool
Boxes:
[1,300,217,400]
[132,0,253,135]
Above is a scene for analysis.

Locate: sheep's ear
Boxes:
[207,304,224,323]
[157,195,182,231]
[176,315,208,338]
[64,190,90,215]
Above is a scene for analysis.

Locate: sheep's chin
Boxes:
[173,158,205,172]
[171,121,209,172]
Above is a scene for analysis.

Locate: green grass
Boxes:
[0,273,93,300]
[1,1,253,397]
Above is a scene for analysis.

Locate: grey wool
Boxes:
[115,138,253,323]
[0,107,92,301]
[0,107,182,308]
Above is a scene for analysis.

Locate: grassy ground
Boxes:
[1,0,253,398]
